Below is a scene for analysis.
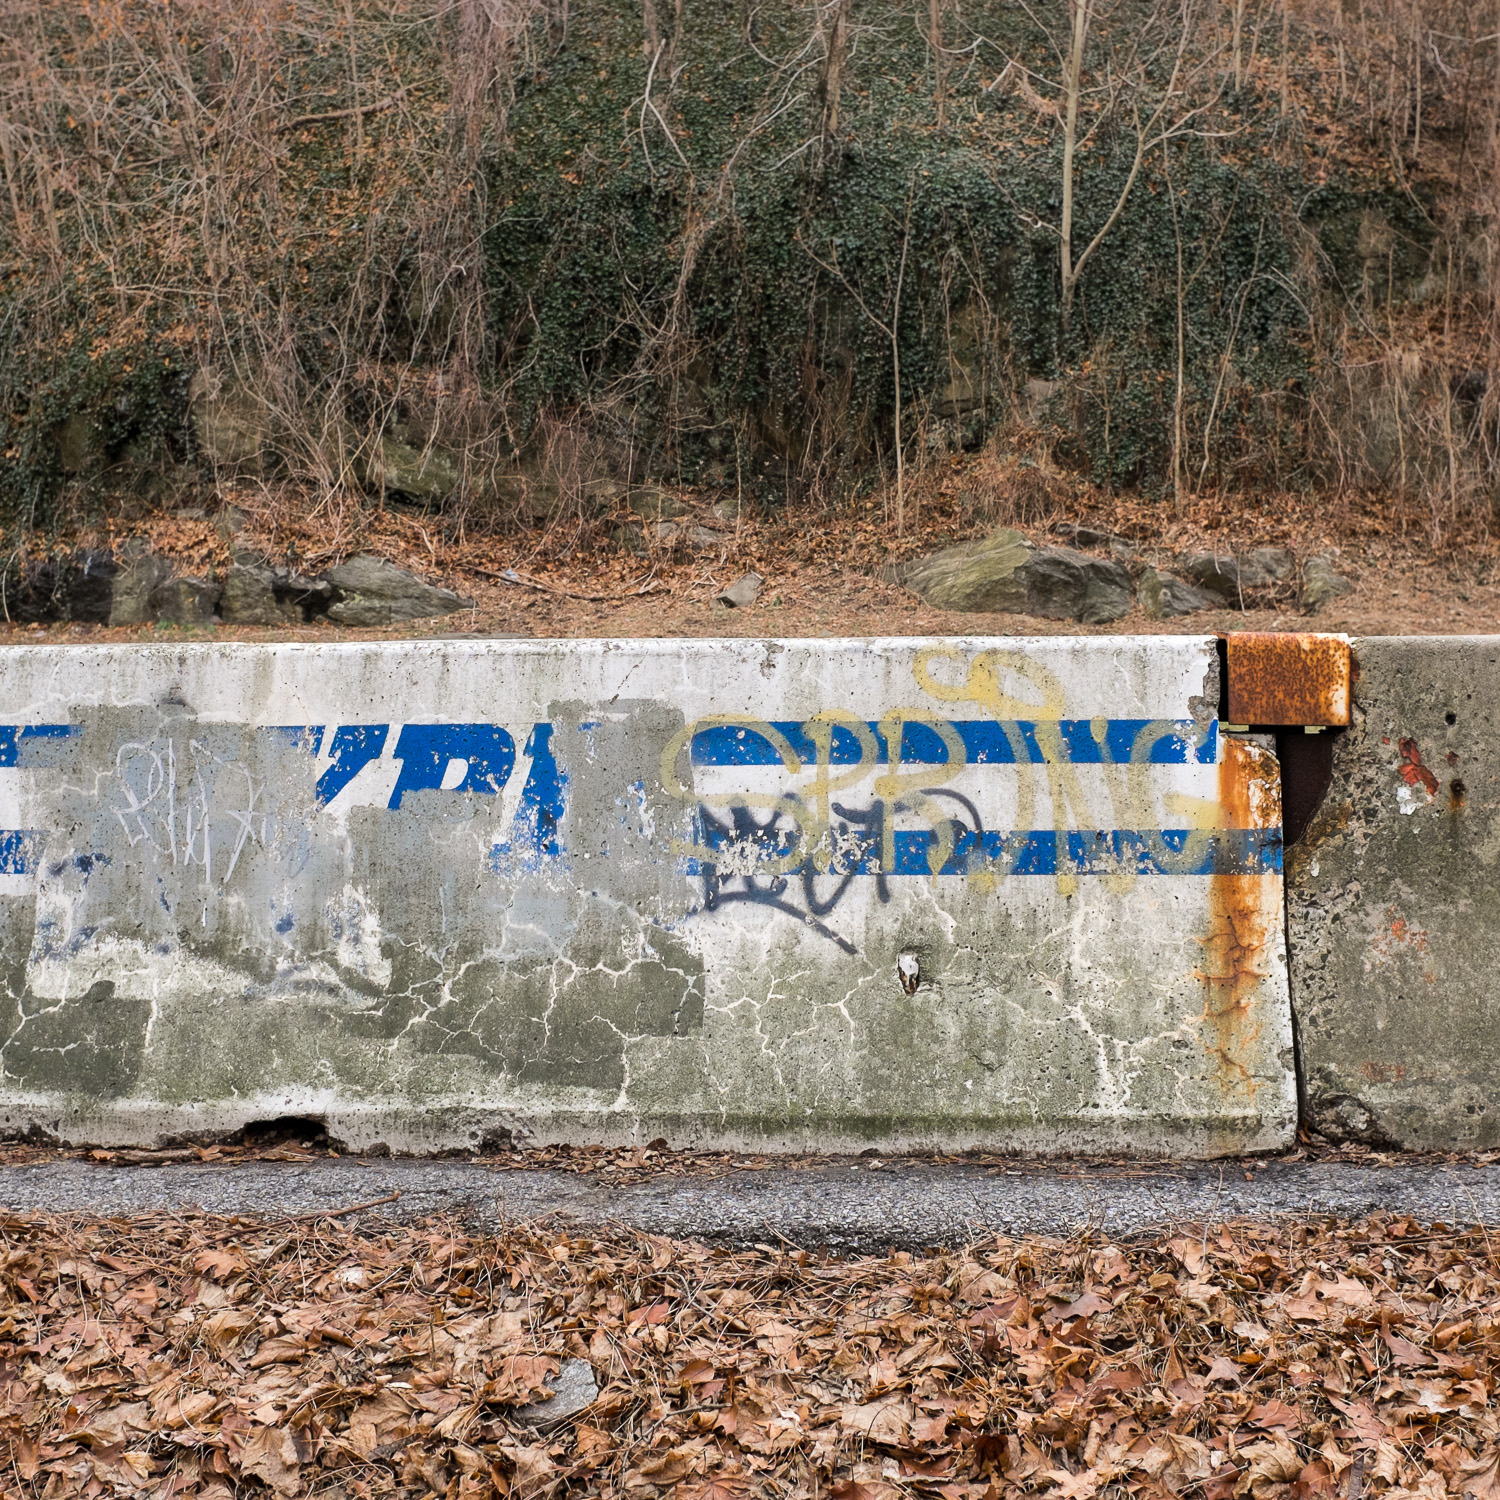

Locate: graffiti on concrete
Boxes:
[656,648,1279,944]
[0,638,1298,1156]
[0,649,1278,923]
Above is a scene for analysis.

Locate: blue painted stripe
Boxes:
[689,719,1217,767]
[269,725,325,756]
[0,830,44,875]
[0,725,77,767]
[691,824,1280,877]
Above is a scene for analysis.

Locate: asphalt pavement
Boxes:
[3,1157,1498,1250]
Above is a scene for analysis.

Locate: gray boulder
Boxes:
[628,486,686,522]
[716,572,763,608]
[108,543,173,627]
[1242,546,1295,585]
[219,555,331,626]
[1019,547,1132,624]
[219,560,288,626]
[1139,568,1218,619]
[1080,563,1133,624]
[1301,554,1353,614]
[1180,552,1243,603]
[188,368,271,471]
[1181,547,1295,604]
[324,554,471,627]
[151,576,220,625]
[510,1358,599,1431]
[363,435,458,501]
[98,542,224,628]
[897,528,1033,613]
[654,522,724,550]
[54,411,101,475]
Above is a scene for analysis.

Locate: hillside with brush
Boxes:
[0,0,1495,580]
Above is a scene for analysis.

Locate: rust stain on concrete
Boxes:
[1225,633,1351,727]
[1397,737,1440,796]
[1198,737,1282,1099]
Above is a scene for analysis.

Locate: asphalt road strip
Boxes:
[3,1158,1499,1249]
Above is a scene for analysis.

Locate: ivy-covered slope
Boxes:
[486,0,1356,495]
[0,0,1478,532]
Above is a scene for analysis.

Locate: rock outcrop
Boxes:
[324,554,471,627]
[219,552,334,626]
[896,531,1130,623]
[1301,554,1353,613]
[896,528,1032,613]
[1020,547,1132,625]
[1139,568,1219,619]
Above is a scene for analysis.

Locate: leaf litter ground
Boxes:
[4,1209,1499,1500]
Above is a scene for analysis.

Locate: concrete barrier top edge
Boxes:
[0,633,1225,655]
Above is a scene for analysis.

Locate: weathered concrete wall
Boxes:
[0,638,1295,1155]
[1288,636,1500,1149]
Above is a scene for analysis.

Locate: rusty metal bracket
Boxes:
[1223,632,1351,728]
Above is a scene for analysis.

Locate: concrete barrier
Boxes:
[0,638,1295,1155]
[1287,636,1500,1149]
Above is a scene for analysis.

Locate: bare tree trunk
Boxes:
[1058,0,1198,333]
[1279,0,1290,116]
[1232,0,1245,89]
[930,0,948,128]
[817,0,851,163]
[892,189,911,534]
[1411,1,1423,156]
[344,0,363,168]
[1059,0,1090,331]
[1164,142,1188,513]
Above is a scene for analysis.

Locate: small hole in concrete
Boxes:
[1446,711,1457,725]
[241,1116,330,1151]
[897,953,920,994]
[1450,779,1467,805]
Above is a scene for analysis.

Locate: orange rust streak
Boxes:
[1199,739,1282,1100]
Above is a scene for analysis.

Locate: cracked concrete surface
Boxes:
[0,638,1293,1156]
[2,1159,1498,1250]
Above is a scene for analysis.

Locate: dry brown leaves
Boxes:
[0,1212,1497,1500]
[32,1138,1492,1187]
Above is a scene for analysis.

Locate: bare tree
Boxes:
[930,0,949,128]
[816,0,853,164]
[803,177,917,532]
[990,0,1226,332]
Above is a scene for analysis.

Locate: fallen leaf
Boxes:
[1165,1236,1206,1276]
[1044,1290,1111,1326]
[842,1399,912,1446]
[1241,1434,1304,1486]
[1293,1460,1335,1499]
[1044,1465,1103,1498]
[200,1307,257,1351]
[1453,1452,1500,1500]
[1382,1328,1435,1367]
[1248,1399,1303,1433]
[235,1425,302,1496]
